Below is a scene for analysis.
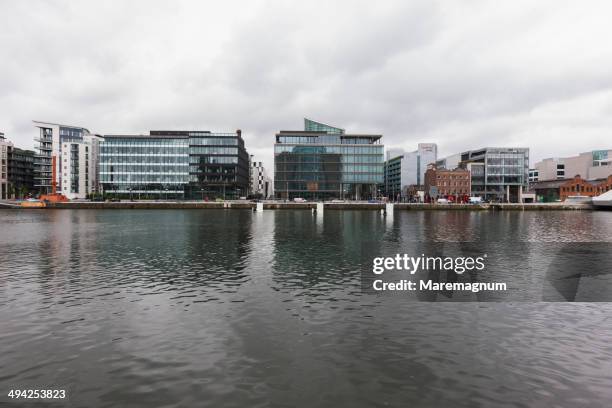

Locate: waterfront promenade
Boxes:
[1,200,595,211]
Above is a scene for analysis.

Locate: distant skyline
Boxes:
[1,0,611,172]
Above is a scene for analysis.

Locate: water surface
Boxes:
[1,209,612,407]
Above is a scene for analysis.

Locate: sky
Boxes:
[1,0,612,172]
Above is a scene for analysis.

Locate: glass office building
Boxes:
[99,135,189,199]
[460,147,529,202]
[187,130,249,199]
[149,130,249,199]
[274,119,384,200]
[99,130,249,199]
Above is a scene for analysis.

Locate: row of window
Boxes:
[188,137,238,146]
[275,173,382,183]
[100,157,189,164]
[189,166,237,173]
[275,164,383,172]
[470,176,525,184]
[277,136,379,145]
[100,165,188,174]
[190,147,238,155]
[275,145,384,155]
[276,154,383,164]
[189,156,238,164]
[103,139,188,146]
[101,148,188,155]
[100,175,188,183]
[486,158,526,166]
[188,175,237,183]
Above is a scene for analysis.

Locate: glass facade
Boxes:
[99,136,189,198]
[275,120,384,200]
[382,156,402,199]
[99,130,250,200]
[304,118,344,134]
[461,148,529,202]
[185,131,250,200]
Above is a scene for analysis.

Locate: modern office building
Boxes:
[8,145,35,198]
[0,133,10,199]
[531,149,612,182]
[459,147,529,202]
[181,129,249,199]
[382,154,403,200]
[33,121,101,198]
[99,134,189,199]
[100,130,249,199]
[382,143,437,200]
[250,157,272,198]
[274,119,384,200]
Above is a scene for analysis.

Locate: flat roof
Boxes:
[33,120,91,133]
[277,131,382,140]
[103,134,188,139]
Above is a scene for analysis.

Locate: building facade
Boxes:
[58,134,102,199]
[383,154,402,200]
[459,147,529,203]
[435,153,461,171]
[0,133,10,199]
[250,158,272,198]
[180,130,249,199]
[100,134,189,199]
[274,119,384,200]
[33,121,101,198]
[99,130,249,200]
[560,175,612,201]
[8,146,35,198]
[531,149,612,182]
[383,143,437,200]
[424,165,471,202]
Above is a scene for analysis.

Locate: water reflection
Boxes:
[1,209,612,407]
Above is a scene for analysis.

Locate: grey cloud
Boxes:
[1,0,611,172]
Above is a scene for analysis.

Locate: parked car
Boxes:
[293,198,307,202]
[437,198,450,204]
[468,196,483,204]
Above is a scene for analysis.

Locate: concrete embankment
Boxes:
[30,201,596,211]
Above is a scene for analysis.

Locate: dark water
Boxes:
[1,209,612,407]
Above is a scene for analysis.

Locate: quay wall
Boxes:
[30,201,595,211]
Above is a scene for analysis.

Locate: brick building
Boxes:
[424,165,471,202]
[560,175,612,200]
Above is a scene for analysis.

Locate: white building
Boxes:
[250,158,272,198]
[33,121,102,199]
[531,149,612,182]
[384,143,437,199]
[435,153,462,170]
[0,133,11,199]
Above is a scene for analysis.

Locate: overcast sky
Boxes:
[1,0,611,171]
